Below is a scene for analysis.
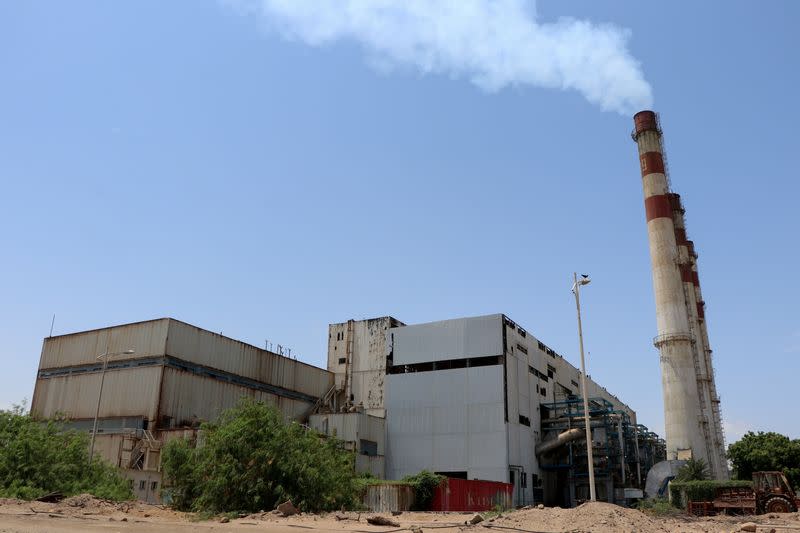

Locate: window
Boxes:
[516,343,528,355]
[547,365,555,379]
[359,439,378,456]
[518,415,531,427]
[571,379,579,388]
[540,387,547,397]
[338,357,346,365]
[538,341,546,351]
[517,327,527,338]
[139,480,146,490]
[150,481,158,491]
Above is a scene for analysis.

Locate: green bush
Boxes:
[675,458,709,482]
[401,471,444,511]
[669,480,753,509]
[161,399,359,514]
[636,498,679,516]
[0,404,132,501]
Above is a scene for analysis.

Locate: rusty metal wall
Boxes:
[431,478,513,511]
[31,365,162,421]
[39,319,169,369]
[165,319,332,399]
[308,412,385,454]
[158,367,312,427]
[362,484,415,512]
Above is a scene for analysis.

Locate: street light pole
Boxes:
[89,348,134,462]
[572,272,596,502]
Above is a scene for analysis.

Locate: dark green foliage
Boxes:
[635,498,680,516]
[0,404,132,501]
[675,458,710,482]
[401,470,444,511]
[727,432,800,489]
[161,399,359,513]
[669,480,753,509]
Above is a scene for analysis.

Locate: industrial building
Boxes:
[31,318,333,502]
[31,313,661,507]
[632,110,727,479]
[321,314,664,507]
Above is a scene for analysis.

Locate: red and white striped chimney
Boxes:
[632,111,709,464]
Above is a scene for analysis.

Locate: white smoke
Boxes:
[226,0,653,114]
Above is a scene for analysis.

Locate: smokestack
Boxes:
[688,245,730,478]
[632,111,710,464]
[667,195,727,478]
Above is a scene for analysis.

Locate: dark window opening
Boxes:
[150,481,158,491]
[540,387,547,397]
[338,357,346,365]
[571,379,579,388]
[359,439,378,456]
[517,327,527,338]
[388,355,502,374]
[436,471,468,479]
[139,480,146,490]
[509,470,515,485]
[518,415,531,427]
[516,343,528,355]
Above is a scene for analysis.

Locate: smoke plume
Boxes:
[228,0,653,114]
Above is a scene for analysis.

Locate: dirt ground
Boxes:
[1,496,799,533]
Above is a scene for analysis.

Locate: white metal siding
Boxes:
[390,315,504,365]
[385,365,507,482]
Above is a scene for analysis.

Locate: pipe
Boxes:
[535,428,583,456]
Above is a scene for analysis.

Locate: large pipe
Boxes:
[535,428,583,456]
[632,111,709,464]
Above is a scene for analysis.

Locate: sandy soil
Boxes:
[1,496,799,533]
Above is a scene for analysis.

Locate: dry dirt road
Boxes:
[2,495,800,533]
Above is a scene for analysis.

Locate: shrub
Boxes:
[401,471,444,511]
[161,399,359,514]
[0,404,132,501]
[675,458,710,482]
[669,480,753,509]
[636,498,679,516]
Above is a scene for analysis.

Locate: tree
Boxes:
[727,432,800,489]
[161,399,359,513]
[0,404,132,500]
[675,458,710,482]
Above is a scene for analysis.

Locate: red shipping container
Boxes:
[431,478,514,512]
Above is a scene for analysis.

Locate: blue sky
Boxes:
[1,1,798,444]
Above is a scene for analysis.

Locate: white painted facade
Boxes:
[383,314,636,506]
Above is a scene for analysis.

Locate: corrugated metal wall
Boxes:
[40,319,169,368]
[165,320,332,399]
[31,366,163,420]
[158,367,311,426]
[362,484,415,512]
[431,478,513,512]
[309,412,386,454]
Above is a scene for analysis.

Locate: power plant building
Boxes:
[31,313,660,506]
